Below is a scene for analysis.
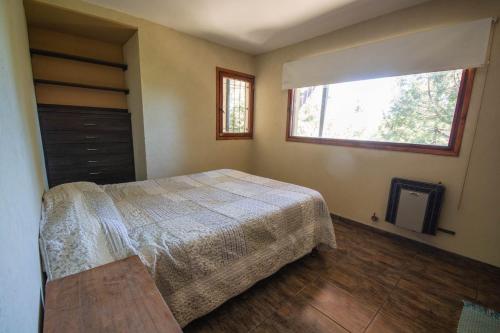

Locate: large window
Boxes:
[216,67,255,139]
[287,69,475,155]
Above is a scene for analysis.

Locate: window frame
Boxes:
[216,67,255,140]
[286,68,475,156]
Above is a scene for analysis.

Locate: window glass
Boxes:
[291,69,464,146]
[222,77,250,134]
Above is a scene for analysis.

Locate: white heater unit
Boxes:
[386,178,444,235]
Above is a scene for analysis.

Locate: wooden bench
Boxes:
[43,256,182,333]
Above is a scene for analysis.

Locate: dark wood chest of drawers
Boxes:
[38,104,136,188]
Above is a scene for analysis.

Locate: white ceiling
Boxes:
[83,0,428,54]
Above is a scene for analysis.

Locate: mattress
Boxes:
[40,169,336,326]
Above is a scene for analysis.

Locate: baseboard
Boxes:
[330,213,498,270]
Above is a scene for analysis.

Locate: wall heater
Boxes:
[385,178,444,235]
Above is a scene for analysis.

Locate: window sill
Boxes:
[216,133,253,140]
[286,135,461,156]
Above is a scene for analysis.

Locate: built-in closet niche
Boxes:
[29,27,130,109]
[25,1,144,187]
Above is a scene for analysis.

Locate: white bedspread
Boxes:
[40,169,336,326]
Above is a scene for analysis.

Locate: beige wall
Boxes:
[254,0,500,267]
[34,0,499,267]
[38,0,256,179]
[123,32,147,180]
[137,20,255,178]
[0,1,47,332]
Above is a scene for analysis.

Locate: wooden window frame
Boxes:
[216,67,255,140]
[286,69,475,156]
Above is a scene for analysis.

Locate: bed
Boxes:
[40,169,336,327]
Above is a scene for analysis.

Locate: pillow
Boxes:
[40,182,135,280]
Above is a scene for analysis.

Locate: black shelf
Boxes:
[34,79,129,94]
[30,48,128,71]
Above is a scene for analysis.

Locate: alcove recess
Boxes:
[24,0,145,186]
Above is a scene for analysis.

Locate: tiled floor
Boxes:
[184,219,500,332]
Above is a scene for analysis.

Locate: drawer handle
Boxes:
[89,172,102,175]
[85,136,97,139]
[87,160,98,163]
[86,148,98,151]
[83,123,97,127]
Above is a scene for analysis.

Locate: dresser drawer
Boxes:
[47,154,133,168]
[40,113,130,132]
[44,131,131,144]
[44,143,132,156]
[38,106,136,188]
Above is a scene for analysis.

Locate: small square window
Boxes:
[216,67,254,139]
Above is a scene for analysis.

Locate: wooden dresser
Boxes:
[43,256,182,333]
[38,104,135,188]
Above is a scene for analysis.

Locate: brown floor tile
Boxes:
[341,249,403,286]
[403,253,477,299]
[366,311,431,333]
[380,277,464,332]
[253,298,348,333]
[476,266,500,312]
[299,278,376,332]
[354,241,415,271]
[323,261,393,310]
[283,252,331,285]
[333,226,415,284]
[303,247,339,269]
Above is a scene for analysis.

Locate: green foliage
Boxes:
[294,87,321,137]
[225,78,249,133]
[378,70,462,145]
[292,70,461,144]
[228,105,248,133]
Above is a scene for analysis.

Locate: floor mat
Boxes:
[457,301,500,333]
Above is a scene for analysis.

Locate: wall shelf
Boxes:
[34,79,130,94]
[30,48,128,70]
[37,104,129,114]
